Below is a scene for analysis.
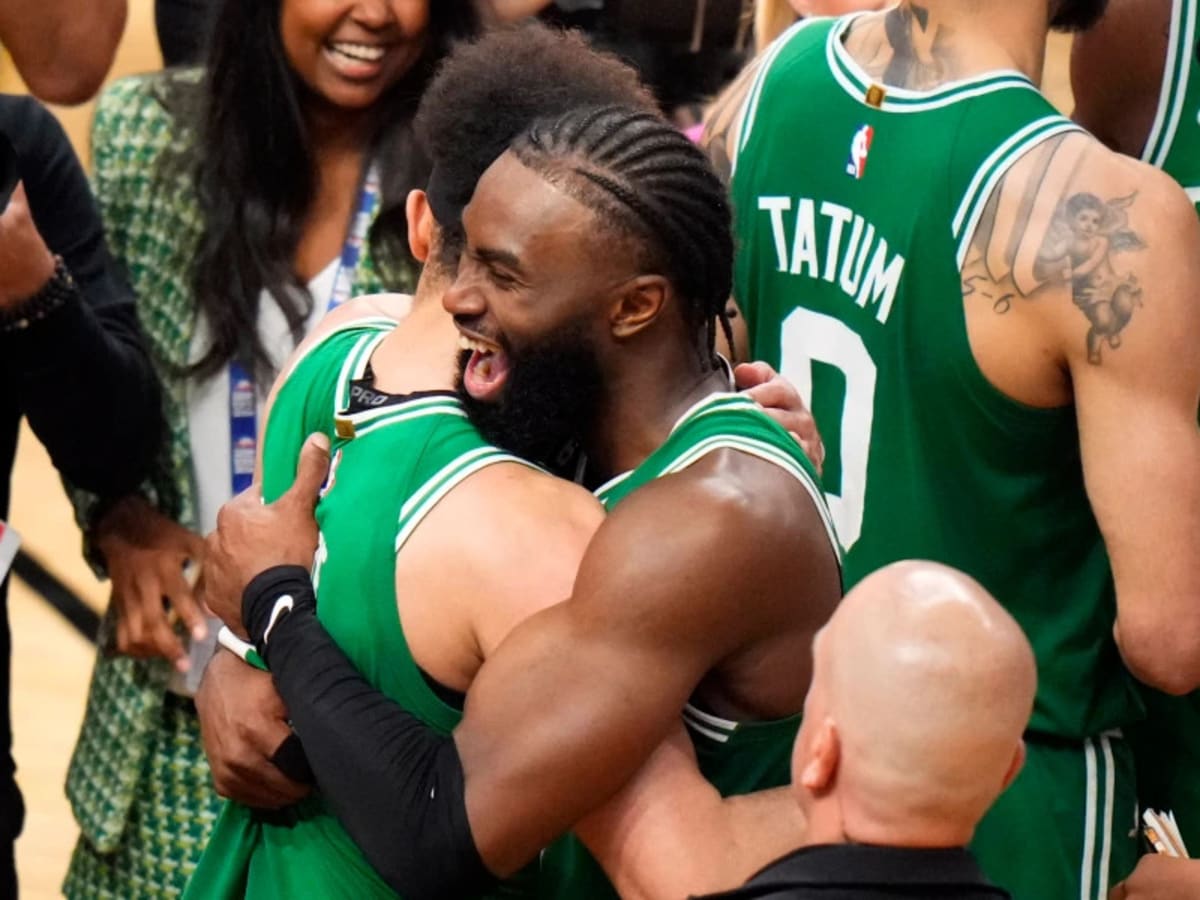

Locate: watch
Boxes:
[0,255,76,334]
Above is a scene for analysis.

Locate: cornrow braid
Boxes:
[513,104,735,366]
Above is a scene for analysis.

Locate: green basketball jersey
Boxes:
[185,319,537,900]
[538,391,839,900]
[1145,0,1200,208]
[730,15,1142,740]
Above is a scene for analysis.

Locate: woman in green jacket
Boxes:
[64,1,480,895]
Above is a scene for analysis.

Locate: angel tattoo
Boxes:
[1035,191,1145,364]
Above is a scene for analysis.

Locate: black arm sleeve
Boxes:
[243,566,497,900]
[0,94,162,498]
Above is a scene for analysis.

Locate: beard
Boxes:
[456,323,605,473]
[1049,0,1109,31]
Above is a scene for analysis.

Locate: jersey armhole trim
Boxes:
[733,16,822,174]
[952,117,1086,269]
[663,434,843,565]
[281,315,399,383]
[394,448,539,553]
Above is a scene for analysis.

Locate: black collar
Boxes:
[698,844,1008,898]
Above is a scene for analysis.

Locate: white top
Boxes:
[172,259,338,694]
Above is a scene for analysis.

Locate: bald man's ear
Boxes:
[610,275,670,339]
[1000,739,1027,793]
[406,189,435,264]
[798,718,840,794]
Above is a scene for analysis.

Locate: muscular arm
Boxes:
[0,0,127,104]
[250,452,834,895]
[1071,167,1200,694]
[962,134,1200,694]
[575,728,806,900]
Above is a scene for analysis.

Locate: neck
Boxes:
[848,1,1050,89]
[371,282,459,394]
[305,98,379,159]
[585,338,729,479]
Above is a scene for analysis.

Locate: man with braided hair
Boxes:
[200,96,843,899]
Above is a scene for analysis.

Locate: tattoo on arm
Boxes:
[962,136,1147,365]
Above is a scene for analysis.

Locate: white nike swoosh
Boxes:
[263,594,295,645]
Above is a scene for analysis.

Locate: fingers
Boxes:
[115,573,187,667]
[213,761,311,810]
[286,433,332,509]
[164,565,208,643]
[733,361,775,390]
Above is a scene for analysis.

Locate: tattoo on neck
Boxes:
[877,3,958,90]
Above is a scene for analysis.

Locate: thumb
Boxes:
[286,432,331,507]
[733,361,774,390]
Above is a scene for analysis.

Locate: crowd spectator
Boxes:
[0,93,162,899]
[62,1,480,895]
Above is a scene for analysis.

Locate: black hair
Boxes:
[413,22,658,269]
[510,103,735,365]
[183,0,479,380]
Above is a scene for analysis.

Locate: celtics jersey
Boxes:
[1145,0,1200,207]
[730,15,1141,740]
[185,320,537,900]
[539,392,840,900]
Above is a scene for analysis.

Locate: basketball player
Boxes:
[191,27,838,900]
[199,104,843,899]
[703,2,1200,898]
[1072,0,1200,868]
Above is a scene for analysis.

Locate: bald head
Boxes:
[795,561,1036,847]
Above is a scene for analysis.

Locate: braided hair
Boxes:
[510,104,736,367]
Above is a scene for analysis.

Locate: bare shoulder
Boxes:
[578,448,840,638]
[423,462,603,596]
[964,130,1200,374]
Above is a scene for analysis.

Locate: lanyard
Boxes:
[228,162,382,494]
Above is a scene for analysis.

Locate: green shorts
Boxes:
[971,732,1138,900]
[1128,689,1200,854]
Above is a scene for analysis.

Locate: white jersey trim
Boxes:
[953,119,1085,270]
[1144,0,1196,167]
[733,16,824,175]
[395,448,537,553]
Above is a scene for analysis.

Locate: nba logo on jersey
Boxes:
[846,124,874,179]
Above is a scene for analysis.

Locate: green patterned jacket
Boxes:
[67,69,413,853]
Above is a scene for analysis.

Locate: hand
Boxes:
[1110,856,1200,899]
[95,495,207,670]
[0,183,56,308]
[201,433,331,637]
[734,361,825,475]
[196,648,312,808]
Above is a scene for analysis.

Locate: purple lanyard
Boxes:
[228,163,381,494]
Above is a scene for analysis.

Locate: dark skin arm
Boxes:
[455,451,836,874]
[1070,0,1170,158]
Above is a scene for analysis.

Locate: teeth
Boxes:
[458,335,496,355]
[329,42,386,62]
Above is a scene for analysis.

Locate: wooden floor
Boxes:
[1,10,1076,897]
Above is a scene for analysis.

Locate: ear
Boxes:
[798,718,840,795]
[609,275,670,339]
[999,739,1027,793]
[406,189,435,263]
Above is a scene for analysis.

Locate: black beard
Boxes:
[1050,0,1109,32]
[456,326,604,472]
